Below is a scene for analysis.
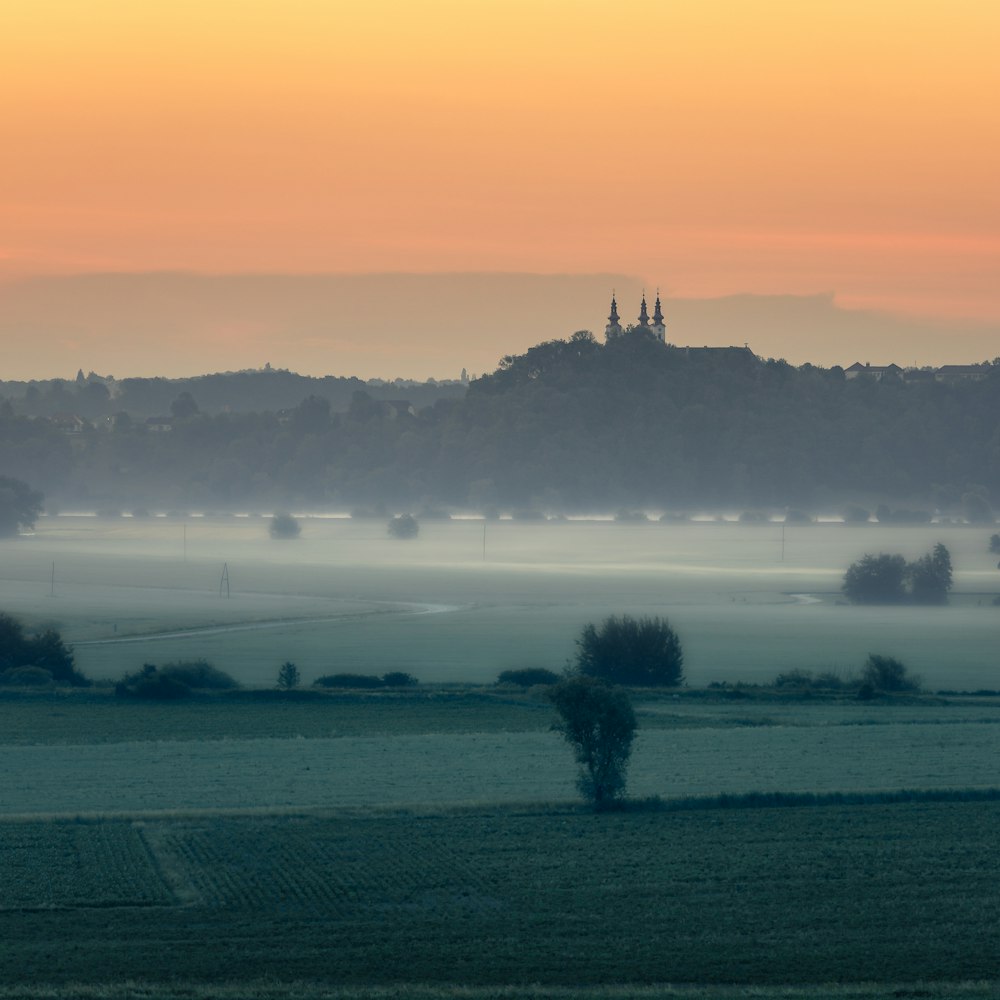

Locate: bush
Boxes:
[269,512,301,539]
[116,660,236,697]
[313,673,386,689]
[277,661,300,690]
[575,614,684,686]
[549,676,637,810]
[861,654,920,693]
[497,667,561,687]
[0,666,54,686]
[739,510,769,523]
[387,514,419,539]
[989,534,1000,554]
[158,660,238,690]
[116,665,192,700]
[0,612,86,686]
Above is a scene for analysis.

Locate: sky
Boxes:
[2,1,999,378]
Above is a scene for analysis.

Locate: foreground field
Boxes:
[1,798,999,992]
[4,691,1000,815]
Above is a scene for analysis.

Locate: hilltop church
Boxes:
[604,293,666,342]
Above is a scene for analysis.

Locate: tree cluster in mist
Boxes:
[2,331,999,512]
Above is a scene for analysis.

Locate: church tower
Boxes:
[637,293,650,328]
[605,293,623,339]
[651,291,665,342]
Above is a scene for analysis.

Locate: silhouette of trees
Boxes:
[843,545,953,605]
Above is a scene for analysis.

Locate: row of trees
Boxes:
[4,334,1000,509]
[842,544,954,604]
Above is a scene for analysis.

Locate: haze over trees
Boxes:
[2,334,1000,511]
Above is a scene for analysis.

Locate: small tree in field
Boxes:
[269,512,301,539]
[277,661,300,690]
[862,654,920,693]
[549,676,637,810]
[387,513,419,539]
[576,614,684,686]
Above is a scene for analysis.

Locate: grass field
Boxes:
[3,519,1000,995]
[1,798,999,993]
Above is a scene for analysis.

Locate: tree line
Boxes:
[2,331,999,511]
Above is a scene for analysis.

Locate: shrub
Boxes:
[116,665,191,700]
[381,671,419,687]
[861,654,920,693]
[739,510,769,523]
[497,667,561,687]
[549,676,637,810]
[313,673,385,689]
[0,666,54,686]
[269,512,301,539]
[575,614,684,686]
[0,613,86,686]
[277,661,300,690]
[387,514,419,539]
[158,660,238,690]
[989,534,1000,554]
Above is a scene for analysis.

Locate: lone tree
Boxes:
[549,675,637,810]
[0,476,44,537]
[907,542,953,604]
[277,661,300,690]
[387,513,419,539]
[269,512,301,539]
[576,614,684,686]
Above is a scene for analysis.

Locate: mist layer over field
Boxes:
[2,517,998,689]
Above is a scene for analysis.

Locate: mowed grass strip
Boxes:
[0,690,553,745]
[1,800,999,987]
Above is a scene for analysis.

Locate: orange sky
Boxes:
[2,1,999,328]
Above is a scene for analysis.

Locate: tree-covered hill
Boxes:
[2,332,998,511]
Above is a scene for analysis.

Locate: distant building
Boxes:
[934,364,989,382]
[603,293,746,353]
[845,362,903,380]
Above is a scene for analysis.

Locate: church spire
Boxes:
[604,291,623,339]
[651,289,666,342]
[638,292,650,327]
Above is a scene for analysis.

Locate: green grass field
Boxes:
[1,799,999,995]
